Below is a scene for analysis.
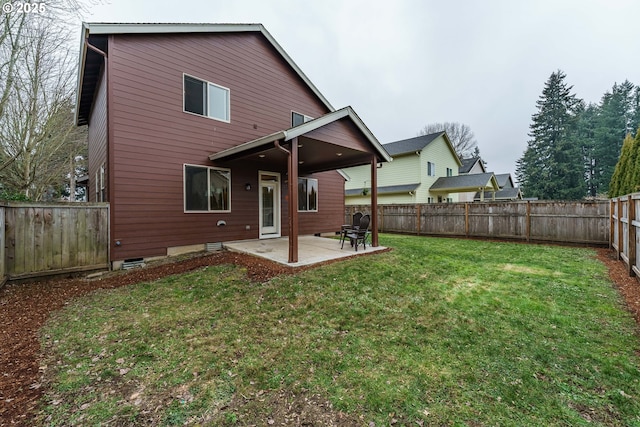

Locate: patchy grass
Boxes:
[38,235,640,426]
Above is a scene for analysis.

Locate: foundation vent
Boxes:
[122,258,145,270]
[206,242,223,252]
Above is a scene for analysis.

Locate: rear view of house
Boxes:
[76,23,390,267]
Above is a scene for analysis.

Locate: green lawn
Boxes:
[38,235,640,426]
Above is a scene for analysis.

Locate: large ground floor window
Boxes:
[184,164,231,212]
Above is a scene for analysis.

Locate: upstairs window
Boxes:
[292,112,313,127]
[184,165,231,212]
[298,177,318,212]
[427,161,436,177]
[446,167,453,177]
[184,74,230,122]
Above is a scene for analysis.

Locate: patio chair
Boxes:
[340,212,363,246]
[342,214,370,251]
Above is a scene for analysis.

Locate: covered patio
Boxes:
[224,235,387,267]
[209,106,392,263]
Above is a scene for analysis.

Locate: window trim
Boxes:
[183,164,232,213]
[183,73,231,123]
[297,177,318,212]
[427,161,436,177]
[291,111,313,127]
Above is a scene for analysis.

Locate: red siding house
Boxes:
[76,23,390,267]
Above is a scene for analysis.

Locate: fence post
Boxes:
[416,204,421,235]
[610,199,614,249]
[629,196,637,277]
[0,206,5,287]
[526,201,531,242]
[464,203,469,237]
[617,198,623,260]
[380,205,384,233]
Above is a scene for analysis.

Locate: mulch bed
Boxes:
[0,247,638,426]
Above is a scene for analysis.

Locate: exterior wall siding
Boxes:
[418,135,460,203]
[105,32,341,261]
[459,161,486,202]
[87,67,107,203]
[344,135,461,205]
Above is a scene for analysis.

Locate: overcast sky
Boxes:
[81,0,640,178]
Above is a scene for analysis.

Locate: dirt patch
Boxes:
[0,246,638,425]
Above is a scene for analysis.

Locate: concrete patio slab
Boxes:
[224,235,387,267]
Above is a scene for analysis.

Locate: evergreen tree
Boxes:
[516,70,585,199]
[631,128,640,193]
[577,103,599,197]
[608,133,634,197]
[593,81,640,195]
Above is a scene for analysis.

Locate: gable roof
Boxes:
[382,132,462,166]
[383,132,443,156]
[459,157,485,174]
[76,22,334,125]
[474,187,523,201]
[209,106,392,164]
[494,173,515,189]
[430,172,499,193]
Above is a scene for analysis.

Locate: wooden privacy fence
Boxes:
[1,202,109,281]
[346,201,610,246]
[611,193,640,276]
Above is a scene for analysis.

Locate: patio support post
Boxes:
[371,155,379,246]
[288,137,299,262]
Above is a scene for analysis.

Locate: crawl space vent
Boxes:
[206,242,223,252]
[122,258,145,270]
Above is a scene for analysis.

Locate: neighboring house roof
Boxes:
[382,133,462,166]
[430,172,499,193]
[494,173,515,189]
[209,106,392,166]
[459,157,485,174]
[383,132,443,156]
[76,22,334,125]
[474,187,523,201]
[345,183,420,197]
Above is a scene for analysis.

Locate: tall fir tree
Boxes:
[516,70,585,199]
[592,81,640,195]
[577,103,599,197]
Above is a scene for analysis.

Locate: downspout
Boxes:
[274,140,298,263]
[84,38,112,268]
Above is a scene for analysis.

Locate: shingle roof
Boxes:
[494,173,514,188]
[382,132,444,156]
[459,157,482,174]
[430,173,499,192]
[345,183,420,197]
[474,187,522,201]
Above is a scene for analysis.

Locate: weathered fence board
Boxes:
[2,202,109,280]
[0,207,5,286]
[347,200,610,245]
[612,193,640,277]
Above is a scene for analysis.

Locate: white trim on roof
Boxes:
[208,106,392,163]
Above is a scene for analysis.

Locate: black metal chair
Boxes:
[340,212,363,246]
[342,214,370,251]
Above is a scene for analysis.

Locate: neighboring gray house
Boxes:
[474,172,523,201]
[431,172,500,201]
[458,157,486,202]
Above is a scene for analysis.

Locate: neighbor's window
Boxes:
[446,167,453,177]
[184,74,230,122]
[292,112,313,127]
[427,161,436,177]
[298,177,318,211]
[184,164,231,212]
